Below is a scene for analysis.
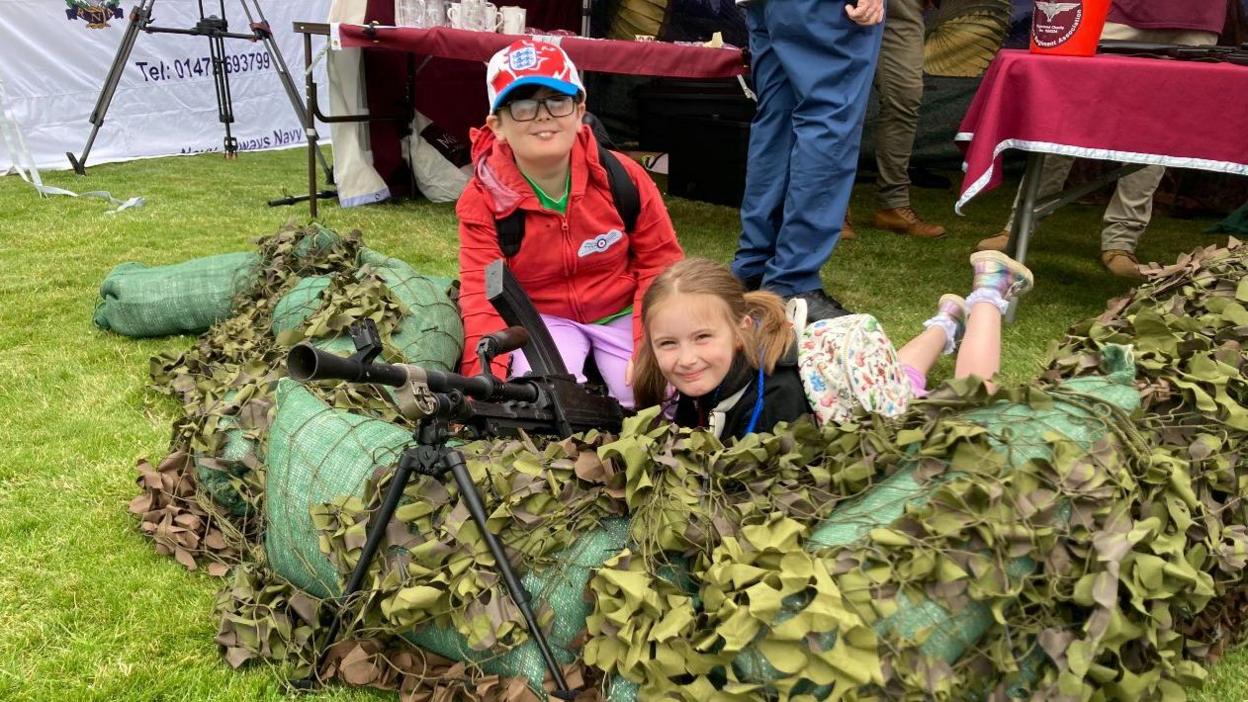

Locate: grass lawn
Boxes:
[0,146,1244,700]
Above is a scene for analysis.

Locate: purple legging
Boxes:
[509,313,635,409]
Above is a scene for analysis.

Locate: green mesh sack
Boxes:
[264,379,412,598]
[271,276,333,337]
[269,250,461,370]
[358,249,462,371]
[404,517,631,693]
[730,347,1143,693]
[193,394,261,518]
[358,247,455,296]
[93,252,259,338]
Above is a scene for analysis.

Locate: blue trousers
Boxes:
[732,0,883,296]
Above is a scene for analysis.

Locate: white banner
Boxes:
[0,0,331,172]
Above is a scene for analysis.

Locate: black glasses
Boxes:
[503,95,577,122]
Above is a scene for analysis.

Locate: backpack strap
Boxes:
[496,208,526,258]
[597,142,640,233]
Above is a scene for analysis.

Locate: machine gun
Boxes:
[287,259,626,699]
[1098,40,1248,66]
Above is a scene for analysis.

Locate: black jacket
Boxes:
[673,348,809,441]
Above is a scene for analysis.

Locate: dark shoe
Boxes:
[872,207,946,238]
[785,288,851,321]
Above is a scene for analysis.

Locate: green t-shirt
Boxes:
[522,172,570,214]
[521,170,630,325]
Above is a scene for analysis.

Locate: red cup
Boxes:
[1029,0,1112,57]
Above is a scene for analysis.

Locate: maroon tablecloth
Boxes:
[955,49,1248,213]
[335,24,747,79]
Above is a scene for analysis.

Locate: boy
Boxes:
[455,39,684,407]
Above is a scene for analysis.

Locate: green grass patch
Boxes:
[0,146,1242,700]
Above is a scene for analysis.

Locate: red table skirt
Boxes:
[335,24,747,79]
[332,23,747,198]
[956,50,1248,213]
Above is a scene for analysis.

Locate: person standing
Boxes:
[732,0,886,320]
[976,1,1229,280]
[869,0,947,239]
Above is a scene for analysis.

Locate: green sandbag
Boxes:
[731,346,1142,693]
[265,376,631,693]
[404,517,631,693]
[362,252,462,371]
[193,400,260,518]
[271,276,332,337]
[96,225,343,339]
[269,249,462,371]
[264,379,412,598]
[94,252,259,338]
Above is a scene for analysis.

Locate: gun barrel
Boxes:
[287,343,409,387]
[287,344,541,404]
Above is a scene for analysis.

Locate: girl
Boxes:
[634,251,1034,439]
[456,39,684,408]
[798,249,1034,424]
[633,258,809,441]
[894,250,1034,397]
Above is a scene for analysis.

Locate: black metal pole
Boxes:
[301,450,417,683]
[303,30,319,218]
[207,31,238,157]
[68,0,155,173]
[441,448,574,696]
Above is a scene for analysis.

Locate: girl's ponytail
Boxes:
[742,290,794,373]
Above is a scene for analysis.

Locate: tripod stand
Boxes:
[67,0,331,180]
[287,324,595,699]
[285,261,626,698]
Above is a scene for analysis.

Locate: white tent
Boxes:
[0,0,330,173]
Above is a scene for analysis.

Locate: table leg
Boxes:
[303,33,320,219]
[1004,152,1044,321]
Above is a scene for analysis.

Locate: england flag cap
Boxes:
[486,39,584,113]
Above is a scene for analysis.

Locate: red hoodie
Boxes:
[456,124,684,377]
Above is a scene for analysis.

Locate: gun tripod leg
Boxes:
[68,0,155,174]
[239,0,333,180]
[441,448,577,698]
[298,433,575,699]
[296,448,418,688]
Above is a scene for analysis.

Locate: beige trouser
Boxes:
[1003,22,1219,252]
[873,0,925,209]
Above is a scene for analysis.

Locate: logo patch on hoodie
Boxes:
[578,230,624,258]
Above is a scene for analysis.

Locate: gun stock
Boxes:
[485,259,569,376]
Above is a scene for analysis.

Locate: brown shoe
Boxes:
[872,206,946,238]
[841,211,857,241]
[975,229,1010,252]
[1101,249,1145,281]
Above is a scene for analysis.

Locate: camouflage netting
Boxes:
[127,234,1248,701]
[126,223,463,567]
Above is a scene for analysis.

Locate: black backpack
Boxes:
[494,115,641,258]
